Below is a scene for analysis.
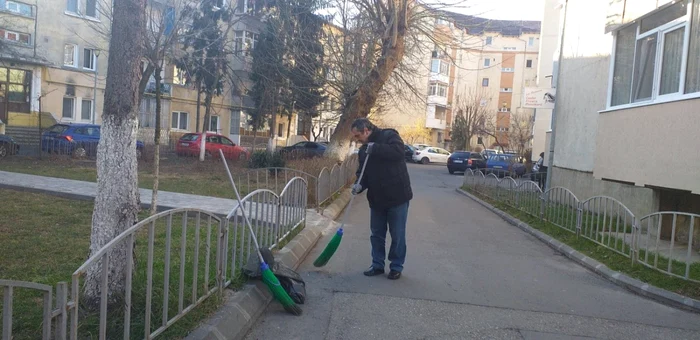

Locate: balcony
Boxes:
[427,95,447,106]
[425,117,446,130]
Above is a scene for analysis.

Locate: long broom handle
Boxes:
[219,149,265,263]
[337,151,370,228]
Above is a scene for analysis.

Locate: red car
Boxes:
[175,132,249,160]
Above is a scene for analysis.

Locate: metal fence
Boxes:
[463,169,700,283]
[1,177,308,340]
[233,154,358,211]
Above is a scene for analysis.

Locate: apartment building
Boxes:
[545,0,700,217]
[448,14,541,151]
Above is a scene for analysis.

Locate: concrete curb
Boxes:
[320,188,352,221]
[185,197,350,340]
[455,188,700,314]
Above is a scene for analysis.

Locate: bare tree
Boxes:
[321,0,474,158]
[84,0,146,307]
[509,111,534,157]
[452,88,492,151]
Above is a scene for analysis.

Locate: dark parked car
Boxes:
[41,123,145,159]
[447,151,486,174]
[404,144,416,162]
[279,141,327,159]
[0,134,20,158]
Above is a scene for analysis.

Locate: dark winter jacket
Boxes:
[356,128,413,210]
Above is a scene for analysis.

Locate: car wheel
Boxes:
[0,144,7,158]
[421,157,429,164]
[72,145,87,159]
[448,169,454,174]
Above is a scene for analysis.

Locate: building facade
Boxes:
[545,0,700,217]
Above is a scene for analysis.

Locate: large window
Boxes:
[208,115,219,132]
[234,30,258,56]
[0,28,30,45]
[83,48,96,71]
[171,111,189,130]
[66,0,97,19]
[428,82,448,97]
[3,1,33,16]
[81,99,92,121]
[0,67,31,113]
[62,97,75,119]
[609,0,700,108]
[430,59,449,76]
[64,44,78,67]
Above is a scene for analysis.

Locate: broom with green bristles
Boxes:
[313,152,370,267]
[219,150,302,316]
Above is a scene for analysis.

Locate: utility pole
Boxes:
[92,50,101,124]
[544,0,569,191]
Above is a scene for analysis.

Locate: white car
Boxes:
[413,147,451,164]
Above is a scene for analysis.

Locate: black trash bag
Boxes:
[242,248,276,278]
[274,263,306,304]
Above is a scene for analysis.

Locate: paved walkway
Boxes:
[0,170,250,216]
[245,163,700,340]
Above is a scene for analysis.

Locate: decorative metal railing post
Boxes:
[216,219,227,292]
[539,193,546,220]
[631,218,639,265]
[576,203,583,237]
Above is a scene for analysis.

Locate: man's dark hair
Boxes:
[540,152,545,157]
[351,118,378,132]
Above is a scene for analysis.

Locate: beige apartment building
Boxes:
[546,0,700,217]
[0,0,244,151]
[376,12,541,151]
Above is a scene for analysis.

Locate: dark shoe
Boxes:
[363,267,384,276]
[387,270,401,280]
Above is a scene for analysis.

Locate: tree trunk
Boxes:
[84,0,145,309]
[286,113,292,145]
[195,83,201,132]
[326,2,410,159]
[150,64,162,215]
[200,93,213,161]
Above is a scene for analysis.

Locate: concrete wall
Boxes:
[531,0,560,162]
[595,98,700,195]
[551,0,612,172]
[552,166,659,218]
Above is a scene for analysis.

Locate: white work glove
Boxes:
[351,183,363,195]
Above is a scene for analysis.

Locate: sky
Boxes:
[430,0,546,21]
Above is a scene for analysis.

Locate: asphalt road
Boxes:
[244,162,700,340]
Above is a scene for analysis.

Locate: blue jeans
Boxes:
[370,201,409,272]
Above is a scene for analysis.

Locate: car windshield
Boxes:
[452,152,470,158]
[48,125,69,134]
[180,134,199,141]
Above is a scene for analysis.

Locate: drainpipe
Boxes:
[544,0,569,191]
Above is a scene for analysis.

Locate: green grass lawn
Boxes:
[0,189,229,339]
[463,186,700,301]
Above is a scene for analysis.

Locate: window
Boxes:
[503,47,516,50]
[500,88,512,92]
[528,37,534,46]
[173,66,188,85]
[81,99,92,121]
[4,1,33,16]
[482,78,489,87]
[502,67,514,72]
[430,59,449,76]
[66,0,97,18]
[208,115,219,132]
[526,59,533,68]
[234,30,259,56]
[64,44,77,67]
[171,111,188,130]
[62,97,75,119]
[609,0,700,108]
[484,58,490,67]
[0,67,31,113]
[0,28,30,45]
[278,123,284,137]
[83,48,96,70]
[485,36,493,45]
[428,82,448,97]
[66,0,77,13]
